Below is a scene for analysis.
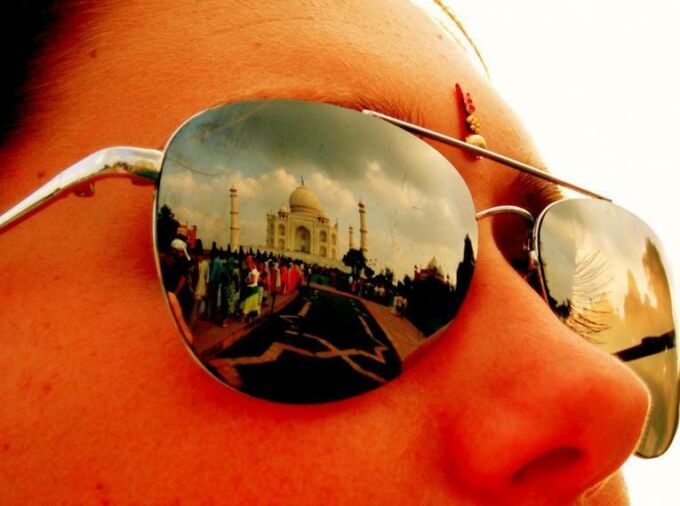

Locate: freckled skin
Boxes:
[0,1,649,504]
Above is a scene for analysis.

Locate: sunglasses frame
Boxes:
[0,100,676,458]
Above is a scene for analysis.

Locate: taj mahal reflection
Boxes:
[158,180,474,403]
[154,99,478,403]
[265,181,341,260]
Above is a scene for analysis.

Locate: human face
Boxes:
[0,1,651,504]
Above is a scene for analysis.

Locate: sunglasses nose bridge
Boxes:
[476,205,535,250]
[475,205,534,224]
[476,204,544,292]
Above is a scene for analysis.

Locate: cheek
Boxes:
[0,180,458,504]
[1,181,158,341]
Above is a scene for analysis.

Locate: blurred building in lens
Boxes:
[415,257,447,283]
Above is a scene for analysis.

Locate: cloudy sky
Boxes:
[158,100,478,282]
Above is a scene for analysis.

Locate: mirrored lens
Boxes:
[155,99,478,403]
[537,198,679,457]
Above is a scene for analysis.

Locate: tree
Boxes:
[384,267,394,287]
[454,234,475,296]
[156,204,180,251]
[342,248,366,279]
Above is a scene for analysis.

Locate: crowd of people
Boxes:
[159,239,307,329]
[158,232,473,340]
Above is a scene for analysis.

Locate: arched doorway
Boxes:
[294,226,311,253]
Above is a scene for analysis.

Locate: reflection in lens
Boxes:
[155,100,478,403]
[537,199,679,457]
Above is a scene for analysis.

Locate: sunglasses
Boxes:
[1,99,677,459]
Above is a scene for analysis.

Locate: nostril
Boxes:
[512,447,583,484]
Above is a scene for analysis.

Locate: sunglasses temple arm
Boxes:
[614,332,675,362]
[0,147,162,232]
[362,110,611,202]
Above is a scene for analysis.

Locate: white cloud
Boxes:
[307,171,357,214]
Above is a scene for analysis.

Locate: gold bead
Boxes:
[465,134,487,149]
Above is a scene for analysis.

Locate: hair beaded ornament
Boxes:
[455,83,487,157]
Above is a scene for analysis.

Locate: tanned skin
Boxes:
[0,1,647,504]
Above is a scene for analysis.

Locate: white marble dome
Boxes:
[289,185,322,215]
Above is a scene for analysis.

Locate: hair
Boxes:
[410,0,488,76]
[1,1,64,146]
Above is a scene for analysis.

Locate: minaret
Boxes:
[229,186,240,249]
[359,200,368,255]
[348,225,355,249]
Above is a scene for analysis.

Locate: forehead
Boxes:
[18,0,543,211]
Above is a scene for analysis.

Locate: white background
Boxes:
[449,1,679,504]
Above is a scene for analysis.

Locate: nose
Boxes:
[417,224,649,505]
